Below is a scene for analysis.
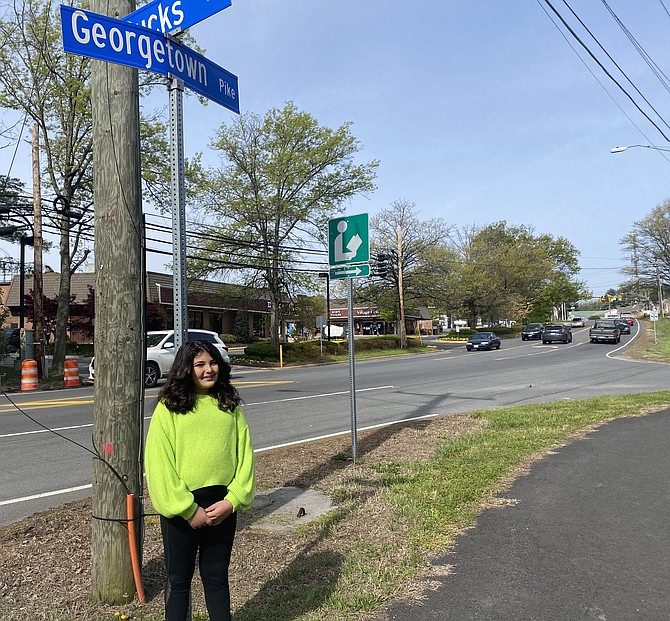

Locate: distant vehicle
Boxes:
[619,312,634,326]
[466,332,501,351]
[521,323,544,341]
[589,320,621,344]
[614,319,631,335]
[89,329,230,388]
[604,309,619,319]
[542,324,572,344]
[570,317,585,328]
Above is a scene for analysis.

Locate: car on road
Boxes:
[619,312,635,326]
[466,331,501,351]
[570,317,585,328]
[88,329,230,387]
[589,320,620,344]
[614,318,631,335]
[542,324,572,344]
[521,323,545,341]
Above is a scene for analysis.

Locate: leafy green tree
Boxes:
[620,199,670,306]
[198,102,378,347]
[448,222,586,326]
[363,199,451,337]
[0,0,204,371]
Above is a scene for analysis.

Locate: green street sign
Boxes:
[328,213,369,266]
[330,263,370,280]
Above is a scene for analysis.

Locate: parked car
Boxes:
[570,317,585,328]
[521,323,544,341]
[2,328,20,353]
[466,331,501,351]
[88,329,230,387]
[542,324,572,344]
[614,318,631,334]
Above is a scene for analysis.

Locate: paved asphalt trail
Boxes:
[387,409,670,621]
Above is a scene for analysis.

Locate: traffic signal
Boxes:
[374,252,389,278]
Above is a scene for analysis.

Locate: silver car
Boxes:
[89,329,230,387]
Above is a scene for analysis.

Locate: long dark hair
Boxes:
[157,340,241,414]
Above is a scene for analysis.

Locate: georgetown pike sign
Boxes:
[60,4,239,112]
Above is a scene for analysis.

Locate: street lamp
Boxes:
[610,144,670,153]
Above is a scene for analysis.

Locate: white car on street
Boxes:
[88,329,230,388]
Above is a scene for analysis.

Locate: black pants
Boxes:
[160,486,237,621]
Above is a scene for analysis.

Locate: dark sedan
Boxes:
[466,332,501,351]
[542,324,572,344]
[614,319,631,334]
[521,323,544,341]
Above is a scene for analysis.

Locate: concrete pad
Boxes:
[245,486,335,533]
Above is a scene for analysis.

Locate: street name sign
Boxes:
[123,0,232,34]
[60,5,239,113]
[328,213,369,266]
[330,263,370,280]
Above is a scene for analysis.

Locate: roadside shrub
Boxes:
[283,340,342,362]
[490,326,514,336]
[244,342,279,361]
[445,328,476,339]
[354,335,400,351]
[220,333,238,344]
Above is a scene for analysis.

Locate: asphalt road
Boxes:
[1,320,667,525]
[386,408,670,620]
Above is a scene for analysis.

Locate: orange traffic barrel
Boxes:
[21,359,38,391]
[63,359,81,387]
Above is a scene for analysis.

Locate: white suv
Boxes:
[88,329,230,388]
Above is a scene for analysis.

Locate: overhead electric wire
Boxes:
[559,0,670,130]
[540,0,670,142]
[599,0,670,94]
[537,0,670,165]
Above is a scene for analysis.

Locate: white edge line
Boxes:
[254,411,439,453]
[1,385,399,507]
[0,484,92,506]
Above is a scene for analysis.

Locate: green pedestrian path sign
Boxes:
[328,214,369,266]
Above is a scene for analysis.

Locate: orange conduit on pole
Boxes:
[126,494,147,603]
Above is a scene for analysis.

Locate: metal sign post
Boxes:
[61,3,241,349]
[328,213,369,462]
[169,75,188,347]
[347,278,358,460]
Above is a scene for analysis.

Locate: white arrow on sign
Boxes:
[124,0,232,34]
[330,264,370,279]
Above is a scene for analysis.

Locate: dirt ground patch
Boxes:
[0,414,484,621]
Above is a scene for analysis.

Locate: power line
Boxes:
[540,0,670,142]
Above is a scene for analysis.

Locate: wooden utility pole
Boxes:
[397,225,406,348]
[90,0,144,604]
[32,124,44,377]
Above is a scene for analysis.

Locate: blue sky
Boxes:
[3,0,670,296]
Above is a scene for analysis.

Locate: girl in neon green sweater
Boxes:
[145,340,255,621]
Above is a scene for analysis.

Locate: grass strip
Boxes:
[291,392,670,619]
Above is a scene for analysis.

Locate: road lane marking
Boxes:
[0,484,92,507]
[0,388,415,509]
[244,385,394,407]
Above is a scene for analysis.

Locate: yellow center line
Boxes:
[0,381,295,412]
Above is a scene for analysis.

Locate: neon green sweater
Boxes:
[145,395,255,520]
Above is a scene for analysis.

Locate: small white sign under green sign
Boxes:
[330,263,370,280]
